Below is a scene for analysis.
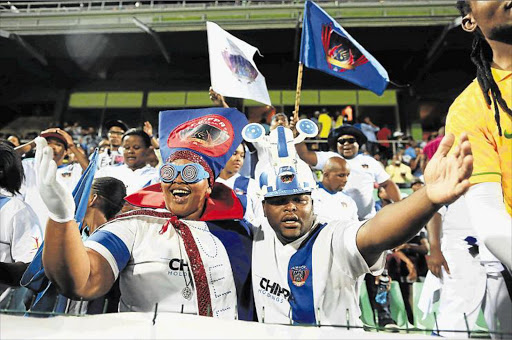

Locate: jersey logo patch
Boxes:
[504,129,512,139]
[289,265,310,287]
[234,188,246,195]
[361,164,369,169]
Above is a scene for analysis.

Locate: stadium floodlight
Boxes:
[133,17,170,64]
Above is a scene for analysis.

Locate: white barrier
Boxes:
[0,312,434,339]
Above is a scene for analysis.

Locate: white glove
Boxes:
[35,137,76,223]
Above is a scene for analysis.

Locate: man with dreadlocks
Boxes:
[448,1,512,267]
[445,2,512,336]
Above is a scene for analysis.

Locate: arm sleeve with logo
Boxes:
[331,220,385,280]
[10,201,43,263]
[84,219,136,279]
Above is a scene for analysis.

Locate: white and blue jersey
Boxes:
[95,164,159,195]
[251,217,385,326]
[84,210,254,320]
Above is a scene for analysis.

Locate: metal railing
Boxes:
[0,1,458,15]
[0,0,459,34]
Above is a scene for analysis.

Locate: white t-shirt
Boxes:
[251,217,385,326]
[0,195,43,263]
[311,185,359,222]
[314,152,390,220]
[96,149,124,169]
[19,159,83,230]
[84,211,241,318]
[215,173,263,226]
[95,164,159,195]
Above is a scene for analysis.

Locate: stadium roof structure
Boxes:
[0,0,475,129]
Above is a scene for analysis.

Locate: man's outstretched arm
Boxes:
[357,133,473,266]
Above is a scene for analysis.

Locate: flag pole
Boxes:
[294,62,304,121]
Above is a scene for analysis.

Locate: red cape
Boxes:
[124,182,244,221]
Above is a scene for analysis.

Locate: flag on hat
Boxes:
[159,107,248,179]
[299,1,389,95]
[207,21,272,106]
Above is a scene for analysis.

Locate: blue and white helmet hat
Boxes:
[259,164,314,198]
[242,119,318,199]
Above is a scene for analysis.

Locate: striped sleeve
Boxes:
[84,220,136,279]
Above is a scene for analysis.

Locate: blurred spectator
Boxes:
[317,108,333,151]
[375,185,392,212]
[97,120,129,169]
[333,110,344,128]
[376,124,392,160]
[311,157,358,222]
[95,128,158,198]
[360,116,380,155]
[0,141,42,311]
[216,143,262,226]
[385,154,414,185]
[310,110,320,131]
[295,123,401,220]
[16,129,87,228]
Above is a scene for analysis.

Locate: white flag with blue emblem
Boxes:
[207,21,271,106]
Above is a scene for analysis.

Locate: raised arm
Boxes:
[54,128,90,172]
[357,133,472,266]
[36,138,114,299]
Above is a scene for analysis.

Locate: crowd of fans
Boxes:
[0,1,510,336]
[0,94,486,331]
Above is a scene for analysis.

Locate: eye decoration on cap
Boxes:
[159,163,210,184]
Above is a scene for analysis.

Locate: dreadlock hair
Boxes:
[456,0,512,136]
[91,177,126,220]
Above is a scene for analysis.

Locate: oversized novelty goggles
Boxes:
[159,163,210,184]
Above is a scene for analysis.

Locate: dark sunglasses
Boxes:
[159,163,210,184]
[337,137,357,145]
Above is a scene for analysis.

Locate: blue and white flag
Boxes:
[21,150,99,314]
[300,1,389,95]
[207,21,271,105]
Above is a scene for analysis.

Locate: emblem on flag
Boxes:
[299,1,389,95]
[290,265,310,287]
[322,24,368,72]
[222,39,259,84]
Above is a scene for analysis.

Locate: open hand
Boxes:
[424,133,472,205]
[143,121,153,137]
